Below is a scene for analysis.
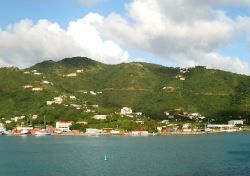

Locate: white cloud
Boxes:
[0,13,128,68]
[102,0,249,74]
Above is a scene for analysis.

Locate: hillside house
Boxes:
[66,73,77,77]
[120,107,133,116]
[93,115,107,120]
[32,88,43,91]
[90,91,97,95]
[23,85,33,89]
[69,96,76,100]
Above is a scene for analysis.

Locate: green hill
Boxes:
[0,57,250,124]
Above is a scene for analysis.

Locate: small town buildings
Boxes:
[93,115,107,120]
[56,121,73,132]
[228,120,244,125]
[120,107,133,116]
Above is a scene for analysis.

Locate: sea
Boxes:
[0,133,250,176]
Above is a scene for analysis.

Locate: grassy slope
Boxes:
[0,57,250,122]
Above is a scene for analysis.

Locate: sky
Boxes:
[0,0,250,75]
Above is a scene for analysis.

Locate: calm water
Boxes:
[0,133,250,176]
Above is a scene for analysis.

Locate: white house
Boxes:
[93,115,107,120]
[66,73,77,77]
[54,97,63,104]
[5,120,12,124]
[120,107,133,116]
[32,87,43,91]
[228,120,244,125]
[90,91,97,95]
[23,85,33,89]
[43,80,50,84]
[56,121,73,132]
[69,96,76,100]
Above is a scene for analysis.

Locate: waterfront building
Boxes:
[228,120,244,125]
[56,121,73,132]
[86,128,101,134]
[131,130,149,136]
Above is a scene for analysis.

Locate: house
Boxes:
[131,130,149,136]
[69,96,76,100]
[135,112,143,116]
[54,97,63,104]
[228,120,244,125]
[110,130,120,135]
[97,92,103,94]
[120,107,133,116]
[34,72,42,75]
[32,115,38,120]
[43,80,50,84]
[23,85,33,89]
[76,69,83,73]
[46,101,54,105]
[161,120,169,124]
[56,121,73,132]
[5,120,12,124]
[92,105,99,108]
[90,91,97,95]
[102,128,113,133]
[66,73,77,77]
[135,120,144,125]
[76,121,88,125]
[16,126,33,131]
[23,71,30,74]
[32,88,43,91]
[86,128,101,134]
[93,115,107,120]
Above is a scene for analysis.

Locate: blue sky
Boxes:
[0,0,250,74]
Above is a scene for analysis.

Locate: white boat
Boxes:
[34,131,51,136]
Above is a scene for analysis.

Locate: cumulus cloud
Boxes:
[0,13,128,68]
[102,0,249,74]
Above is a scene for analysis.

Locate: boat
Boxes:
[33,131,51,136]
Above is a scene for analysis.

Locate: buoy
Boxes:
[104,154,107,161]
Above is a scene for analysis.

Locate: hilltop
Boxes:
[0,57,250,125]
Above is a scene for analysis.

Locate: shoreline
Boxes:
[4,130,249,137]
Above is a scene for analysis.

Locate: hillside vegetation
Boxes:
[0,57,250,124]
